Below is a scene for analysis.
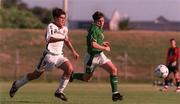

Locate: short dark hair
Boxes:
[92,11,104,21]
[52,8,66,18]
[170,38,175,42]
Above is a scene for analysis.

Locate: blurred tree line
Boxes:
[0,0,53,28]
[118,18,129,30]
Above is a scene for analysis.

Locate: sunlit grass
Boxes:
[1,82,180,104]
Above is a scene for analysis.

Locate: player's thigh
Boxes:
[101,61,117,75]
[58,60,73,74]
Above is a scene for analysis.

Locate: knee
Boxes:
[175,75,180,81]
[69,67,73,74]
[66,66,73,76]
[111,67,118,76]
[63,67,73,79]
[175,72,180,79]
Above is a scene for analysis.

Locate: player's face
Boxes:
[54,14,66,27]
[170,40,176,48]
[96,17,104,29]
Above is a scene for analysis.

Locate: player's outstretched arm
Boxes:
[64,38,79,59]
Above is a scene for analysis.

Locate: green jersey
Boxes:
[87,23,104,55]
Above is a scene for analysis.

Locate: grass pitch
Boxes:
[1,82,180,104]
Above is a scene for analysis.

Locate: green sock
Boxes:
[110,75,118,93]
[73,73,84,81]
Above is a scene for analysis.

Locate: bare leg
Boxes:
[56,61,73,93]
[101,61,118,93]
[9,70,43,98]
[101,61,123,101]
[174,71,180,92]
[101,61,117,75]
[16,70,43,89]
[71,70,93,82]
[54,61,73,101]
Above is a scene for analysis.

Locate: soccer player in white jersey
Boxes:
[9,8,79,101]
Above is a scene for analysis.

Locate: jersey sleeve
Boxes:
[174,47,179,62]
[90,29,98,42]
[46,24,57,42]
[46,24,67,42]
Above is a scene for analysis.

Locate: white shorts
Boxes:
[84,52,110,74]
[36,52,68,72]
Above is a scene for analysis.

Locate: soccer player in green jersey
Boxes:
[70,11,123,101]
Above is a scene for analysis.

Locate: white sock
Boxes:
[113,91,119,94]
[56,78,69,93]
[15,75,29,89]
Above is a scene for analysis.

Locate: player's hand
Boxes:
[103,41,110,47]
[104,46,111,52]
[64,37,69,42]
[172,61,177,67]
[73,51,79,60]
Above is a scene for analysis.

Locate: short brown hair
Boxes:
[52,8,66,18]
[170,38,175,42]
[92,11,104,21]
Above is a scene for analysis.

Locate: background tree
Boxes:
[1,0,52,28]
[2,0,28,9]
[0,7,45,28]
[31,7,52,24]
[118,17,129,30]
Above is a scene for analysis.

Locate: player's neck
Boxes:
[53,22,63,28]
[171,46,176,48]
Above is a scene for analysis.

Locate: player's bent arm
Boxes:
[103,41,110,46]
[48,37,65,43]
[92,41,110,52]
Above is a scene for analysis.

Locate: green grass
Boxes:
[1,82,180,104]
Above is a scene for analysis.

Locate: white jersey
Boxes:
[45,23,68,55]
